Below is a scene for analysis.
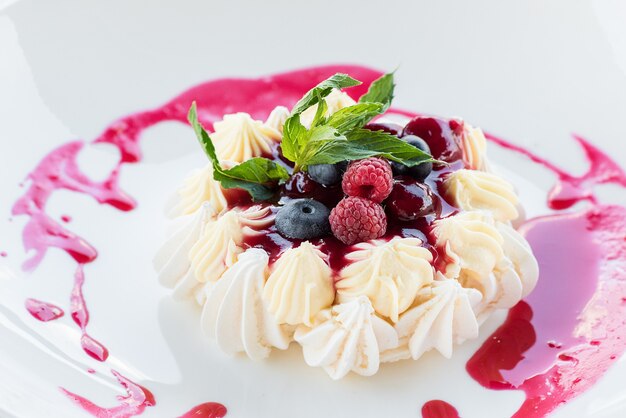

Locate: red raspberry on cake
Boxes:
[329,196,387,245]
[342,157,393,203]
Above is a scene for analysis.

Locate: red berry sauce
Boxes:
[421,400,460,418]
[403,117,464,163]
[24,298,64,322]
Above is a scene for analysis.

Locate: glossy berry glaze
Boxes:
[24,298,64,322]
[421,400,460,418]
[9,64,626,417]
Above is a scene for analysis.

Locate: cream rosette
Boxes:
[299,89,356,128]
[336,238,434,323]
[153,203,215,300]
[382,277,481,362]
[433,211,538,321]
[211,112,281,162]
[265,106,290,133]
[263,242,335,326]
[295,296,398,380]
[165,164,228,218]
[461,124,490,171]
[154,205,272,303]
[201,248,291,360]
[444,169,519,222]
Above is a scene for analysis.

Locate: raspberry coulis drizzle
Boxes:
[24,298,64,322]
[421,400,460,418]
[10,64,626,417]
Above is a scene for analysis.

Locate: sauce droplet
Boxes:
[25,298,64,322]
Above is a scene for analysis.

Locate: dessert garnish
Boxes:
[155,71,540,379]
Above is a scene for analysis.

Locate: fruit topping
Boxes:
[275,198,331,240]
[329,197,387,245]
[402,116,464,163]
[342,158,393,203]
[386,177,438,221]
[308,161,348,186]
[364,121,404,136]
[390,135,434,181]
[283,172,318,196]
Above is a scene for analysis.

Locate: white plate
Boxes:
[1,1,626,417]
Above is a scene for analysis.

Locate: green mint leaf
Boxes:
[346,128,436,166]
[291,73,361,115]
[300,140,384,166]
[188,102,289,200]
[311,93,328,128]
[359,72,395,111]
[281,114,305,162]
[326,102,384,133]
[298,128,438,167]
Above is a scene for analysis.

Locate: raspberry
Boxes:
[329,197,387,245]
[342,157,393,203]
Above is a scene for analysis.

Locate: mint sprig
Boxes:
[280,72,435,170]
[359,72,395,111]
[188,103,289,201]
[290,73,361,115]
[187,71,438,201]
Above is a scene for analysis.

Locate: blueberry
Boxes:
[275,199,331,239]
[308,161,347,186]
[391,135,433,181]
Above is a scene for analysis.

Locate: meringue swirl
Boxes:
[434,211,538,321]
[444,169,519,222]
[212,112,281,163]
[190,206,273,286]
[461,124,489,171]
[153,203,215,300]
[166,164,228,218]
[295,296,398,380]
[201,248,291,360]
[263,242,335,326]
[265,106,290,133]
[383,278,481,362]
[336,238,434,323]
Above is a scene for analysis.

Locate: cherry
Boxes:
[402,117,464,163]
[282,172,318,196]
[281,171,344,208]
[364,122,404,136]
[385,177,439,221]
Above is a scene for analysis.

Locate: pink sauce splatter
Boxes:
[61,214,72,223]
[12,64,626,417]
[1,251,7,257]
[71,264,109,362]
[485,133,626,210]
[467,205,626,418]
[464,130,626,418]
[24,298,64,322]
[61,370,155,418]
[421,400,460,418]
[178,402,228,418]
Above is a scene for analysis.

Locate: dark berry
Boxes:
[275,199,331,240]
[282,172,317,196]
[280,171,344,208]
[386,177,438,221]
[364,122,404,136]
[308,161,347,186]
[390,135,434,181]
[402,117,464,162]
